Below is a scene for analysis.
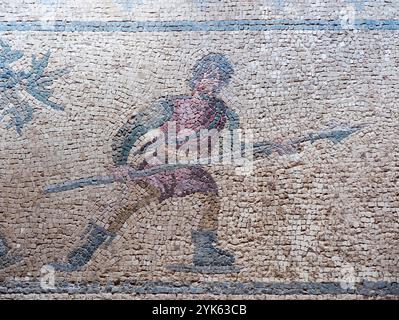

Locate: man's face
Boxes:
[194,69,223,95]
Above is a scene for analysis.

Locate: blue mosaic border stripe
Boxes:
[1,281,398,296]
[0,19,398,32]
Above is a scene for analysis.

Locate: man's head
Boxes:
[188,53,234,95]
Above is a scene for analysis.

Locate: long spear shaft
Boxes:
[42,143,266,194]
[43,124,365,194]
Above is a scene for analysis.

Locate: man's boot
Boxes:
[192,230,235,266]
[0,234,22,270]
[51,222,115,271]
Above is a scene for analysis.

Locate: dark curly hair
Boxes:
[188,53,234,93]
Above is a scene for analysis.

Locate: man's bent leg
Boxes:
[192,192,235,267]
[106,180,161,234]
[52,180,161,271]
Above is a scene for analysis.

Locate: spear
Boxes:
[42,123,366,194]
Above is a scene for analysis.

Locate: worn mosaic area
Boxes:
[0,0,398,299]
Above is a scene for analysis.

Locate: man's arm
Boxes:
[111,99,174,166]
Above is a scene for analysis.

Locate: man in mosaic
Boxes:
[52,53,240,271]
